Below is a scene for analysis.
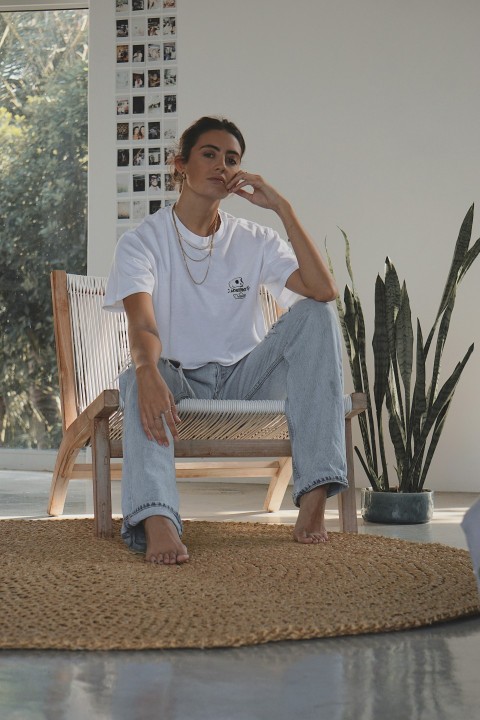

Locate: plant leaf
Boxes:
[417,400,451,492]
[458,235,480,282]
[427,293,454,410]
[384,258,401,360]
[410,320,426,449]
[406,343,474,485]
[395,281,414,422]
[425,204,473,355]
[337,227,355,289]
[372,275,390,416]
[354,446,382,491]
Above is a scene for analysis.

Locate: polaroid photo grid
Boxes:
[115,0,178,239]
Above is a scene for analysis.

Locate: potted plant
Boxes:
[328,205,480,524]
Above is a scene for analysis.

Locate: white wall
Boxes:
[89,0,480,492]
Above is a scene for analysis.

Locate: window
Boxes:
[0,9,88,449]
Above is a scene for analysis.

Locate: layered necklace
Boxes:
[172,203,220,286]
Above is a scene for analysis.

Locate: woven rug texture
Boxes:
[1,519,478,650]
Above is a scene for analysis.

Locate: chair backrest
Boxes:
[51,270,280,430]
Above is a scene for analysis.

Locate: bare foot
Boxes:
[144,515,189,565]
[293,485,329,544]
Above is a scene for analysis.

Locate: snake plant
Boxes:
[327,205,480,492]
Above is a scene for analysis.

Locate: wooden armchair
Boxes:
[48,270,367,538]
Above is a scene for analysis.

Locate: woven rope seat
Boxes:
[49,270,366,537]
[107,400,290,445]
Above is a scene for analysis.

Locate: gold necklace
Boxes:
[172,205,219,285]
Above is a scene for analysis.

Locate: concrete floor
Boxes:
[0,470,479,720]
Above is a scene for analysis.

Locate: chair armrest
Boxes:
[63,389,120,447]
[345,392,368,419]
[84,389,120,420]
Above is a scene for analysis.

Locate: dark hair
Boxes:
[173,116,246,186]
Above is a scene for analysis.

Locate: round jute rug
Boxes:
[1,519,478,650]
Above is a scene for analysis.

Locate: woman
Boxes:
[104,116,347,565]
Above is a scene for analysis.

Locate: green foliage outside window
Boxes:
[0,11,88,448]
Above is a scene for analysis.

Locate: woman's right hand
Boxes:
[135,364,181,446]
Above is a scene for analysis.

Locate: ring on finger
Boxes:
[154,410,171,420]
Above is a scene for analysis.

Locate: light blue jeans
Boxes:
[119,299,347,551]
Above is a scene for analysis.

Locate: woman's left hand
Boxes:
[226,171,285,212]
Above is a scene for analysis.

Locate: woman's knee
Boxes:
[290,297,336,327]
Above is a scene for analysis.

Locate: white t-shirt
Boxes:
[104,206,300,369]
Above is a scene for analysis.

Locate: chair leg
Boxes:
[91,417,114,538]
[338,418,358,533]
[48,439,81,516]
[263,457,292,512]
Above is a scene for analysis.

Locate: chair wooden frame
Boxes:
[48,270,367,538]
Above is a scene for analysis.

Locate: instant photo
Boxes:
[133,200,147,219]
[164,67,176,86]
[117,122,129,141]
[148,121,161,139]
[148,43,162,62]
[148,69,161,87]
[132,96,145,113]
[149,173,162,191]
[116,97,129,115]
[163,42,176,61]
[148,17,160,36]
[163,119,177,140]
[133,174,146,192]
[117,148,130,167]
[162,16,176,35]
[116,44,129,63]
[117,201,130,220]
[164,94,176,113]
[147,95,162,114]
[132,44,145,62]
[116,19,128,37]
[131,18,145,37]
[164,173,175,191]
[149,200,162,214]
[116,173,129,194]
[133,148,146,166]
[116,69,129,91]
[148,148,161,165]
[133,72,145,88]
[132,123,145,140]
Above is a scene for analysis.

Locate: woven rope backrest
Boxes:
[67,274,130,414]
[259,287,281,333]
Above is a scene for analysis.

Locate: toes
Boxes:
[311,532,328,543]
[294,532,314,544]
[147,549,190,565]
[293,529,328,544]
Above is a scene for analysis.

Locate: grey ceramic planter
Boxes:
[361,488,434,525]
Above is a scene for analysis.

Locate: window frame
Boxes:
[0,1,90,469]
[1,2,88,11]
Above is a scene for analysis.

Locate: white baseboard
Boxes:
[0,448,87,472]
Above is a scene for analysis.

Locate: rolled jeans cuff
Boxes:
[121,503,183,553]
[292,476,348,508]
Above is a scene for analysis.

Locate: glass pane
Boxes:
[0,10,88,449]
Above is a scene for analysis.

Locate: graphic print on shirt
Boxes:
[227,277,250,299]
